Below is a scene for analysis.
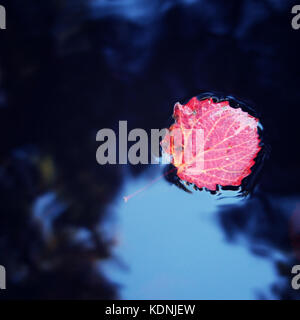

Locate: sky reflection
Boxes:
[102,166,278,299]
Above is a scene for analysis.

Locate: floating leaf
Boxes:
[161,97,261,191]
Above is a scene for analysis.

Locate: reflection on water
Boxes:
[102,166,278,300]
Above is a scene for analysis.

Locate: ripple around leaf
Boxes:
[161,97,261,191]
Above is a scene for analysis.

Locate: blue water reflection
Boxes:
[102,166,277,299]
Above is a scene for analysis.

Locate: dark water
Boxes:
[1,0,300,299]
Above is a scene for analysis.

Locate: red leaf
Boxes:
[161,97,261,191]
